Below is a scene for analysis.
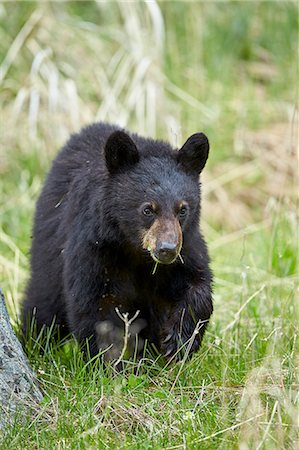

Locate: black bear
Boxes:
[22,123,213,362]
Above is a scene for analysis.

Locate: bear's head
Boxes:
[104,130,209,265]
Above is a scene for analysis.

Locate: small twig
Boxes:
[114,308,140,367]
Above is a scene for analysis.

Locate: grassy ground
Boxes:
[0,1,298,449]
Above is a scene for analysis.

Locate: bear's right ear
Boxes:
[177,132,209,174]
[105,131,139,174]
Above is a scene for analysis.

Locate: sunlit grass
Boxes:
[0,1,297,448]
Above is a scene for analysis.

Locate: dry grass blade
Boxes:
[0,9,42,84]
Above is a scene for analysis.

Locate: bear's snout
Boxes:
[155,241,179,264]
[143,218,182,264]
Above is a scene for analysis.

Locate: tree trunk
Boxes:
[0,289,43,430]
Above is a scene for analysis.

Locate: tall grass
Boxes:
[0,1,297,448]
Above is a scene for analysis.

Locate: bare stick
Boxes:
[114,308,140,367]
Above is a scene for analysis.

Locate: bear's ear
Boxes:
[177,132,209,174]
[105,131,139,174]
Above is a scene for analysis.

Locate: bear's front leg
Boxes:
[158,283,213,360]
[63,239,123,360]
[63,239,145,361]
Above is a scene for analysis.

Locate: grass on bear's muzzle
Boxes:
[151,252,184,275]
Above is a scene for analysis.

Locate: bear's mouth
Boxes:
[146,246,182,266]
[149,249,178,265]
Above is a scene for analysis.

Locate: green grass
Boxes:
[0,1,298,449]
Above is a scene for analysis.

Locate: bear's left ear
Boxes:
[105,131,139,174]
[177,132,209,174]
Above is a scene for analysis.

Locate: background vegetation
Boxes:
[0,1,297,449]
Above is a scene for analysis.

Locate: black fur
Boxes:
[178,132,209,174]
[22,123,213,361]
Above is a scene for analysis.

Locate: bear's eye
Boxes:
[143,206,154,217]
[178,206,188,218]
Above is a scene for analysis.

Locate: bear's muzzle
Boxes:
[142,218,182,264]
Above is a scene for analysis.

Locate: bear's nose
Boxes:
[156,242,178,264]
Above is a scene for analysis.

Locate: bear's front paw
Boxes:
[160,330,181,360]
[159,321,200,361]
[95,320,124,361]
